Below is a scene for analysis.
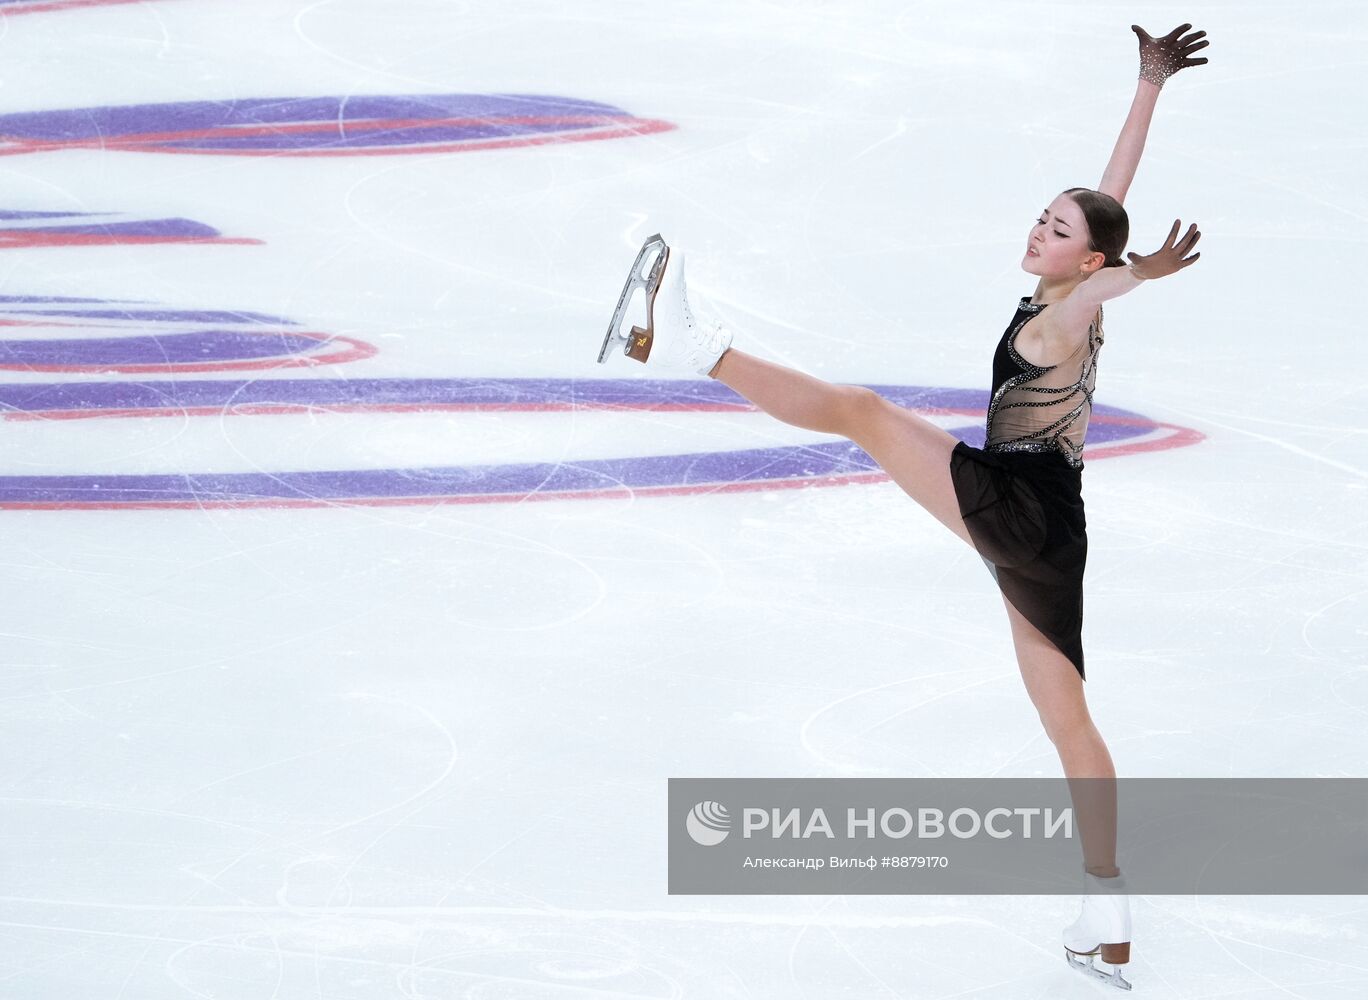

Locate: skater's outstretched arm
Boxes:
[1096,23,1210,205]
[1059,218,1202,324]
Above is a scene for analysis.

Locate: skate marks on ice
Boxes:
[0,891,1023,997]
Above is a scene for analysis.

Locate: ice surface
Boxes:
[0,0,1364,996]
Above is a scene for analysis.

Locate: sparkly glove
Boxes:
[1126,219,1202,280]
[1132,23,1210,88]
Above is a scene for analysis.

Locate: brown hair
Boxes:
[1062,187,1129,268]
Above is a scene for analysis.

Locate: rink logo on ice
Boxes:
[0,295,375,373]
[0,0,147,14]
[0,209,260,248]
[0,94,674,157]
[0,378,1201,509]
[685,801,731,846]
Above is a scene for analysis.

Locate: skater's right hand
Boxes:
[1126,219,1201,280]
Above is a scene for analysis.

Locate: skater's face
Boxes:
[1023,195,1104,277]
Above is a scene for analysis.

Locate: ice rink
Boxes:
[1,0,1365,995]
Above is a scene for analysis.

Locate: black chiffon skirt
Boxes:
[949,441,1088,681]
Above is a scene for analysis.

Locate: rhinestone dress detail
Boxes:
[984,297,1105,468]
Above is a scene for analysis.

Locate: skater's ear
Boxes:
[1061,189,1129,273]
[1079,249,1108,275]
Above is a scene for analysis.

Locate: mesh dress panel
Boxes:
[985,299,1104,468]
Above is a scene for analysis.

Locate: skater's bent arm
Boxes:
[1069,214,1202,317]
[1096,80,1161,205]
[1056,266,1147,327]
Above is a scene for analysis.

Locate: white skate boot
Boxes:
[1063,872,1133,990]
[597,234,733,376]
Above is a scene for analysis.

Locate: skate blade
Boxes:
[1065,950,1132,991]
[598,234,668,364]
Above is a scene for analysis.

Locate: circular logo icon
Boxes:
[686,800,731,846]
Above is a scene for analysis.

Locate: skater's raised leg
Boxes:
[709,348,976,549]
[599,236,976,549]
[707,348,875,436]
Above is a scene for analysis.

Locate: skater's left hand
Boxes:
[1126,219,1201,280]
[1133,23,1210,88]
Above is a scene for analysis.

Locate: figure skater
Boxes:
[598,22,1208,990]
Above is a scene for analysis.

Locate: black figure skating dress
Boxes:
[949,296,1105,681]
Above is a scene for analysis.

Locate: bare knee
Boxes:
[1038,708,1096,748]
[836,385,889,442]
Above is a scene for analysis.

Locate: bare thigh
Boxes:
[845,391,1093,729]
[845,389,976,548]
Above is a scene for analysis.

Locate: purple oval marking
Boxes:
[0,378,1202,509]
[0,94,674,157]
[0,440,883,508]
[0,331,335,366]
[0,296,375,372]
[0,0,148,14]
[0,208,258,247]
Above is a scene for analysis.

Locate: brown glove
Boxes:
[1133,23,1210,88]
[1126,220,1202,280]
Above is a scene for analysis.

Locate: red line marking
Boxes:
[2,401,760,421]
[0,233,261,248]
[0,423,1204,507]
[0,316,292,330]
[15,114,659,145]
[0,317,98,327]
[0,118,675,157]
[0,405,1206,461]
[0,331,377,373]
[1080,423,1206,459]
[0,472,895,510]
[0,0,148,15]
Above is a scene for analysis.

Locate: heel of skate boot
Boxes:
[626,325,652,363]
[627,243,667,364]
[1066,949,1133,991]
[1100,942,1130,965]
[598,234,668,364]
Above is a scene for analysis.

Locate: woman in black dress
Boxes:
[600,22,1207,988]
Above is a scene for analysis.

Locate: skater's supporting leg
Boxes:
[1004,595,1119,876]
[708,348,975,548]
[1011,601,1132,984]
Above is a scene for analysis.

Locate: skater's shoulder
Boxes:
[1035,291,1104,359]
